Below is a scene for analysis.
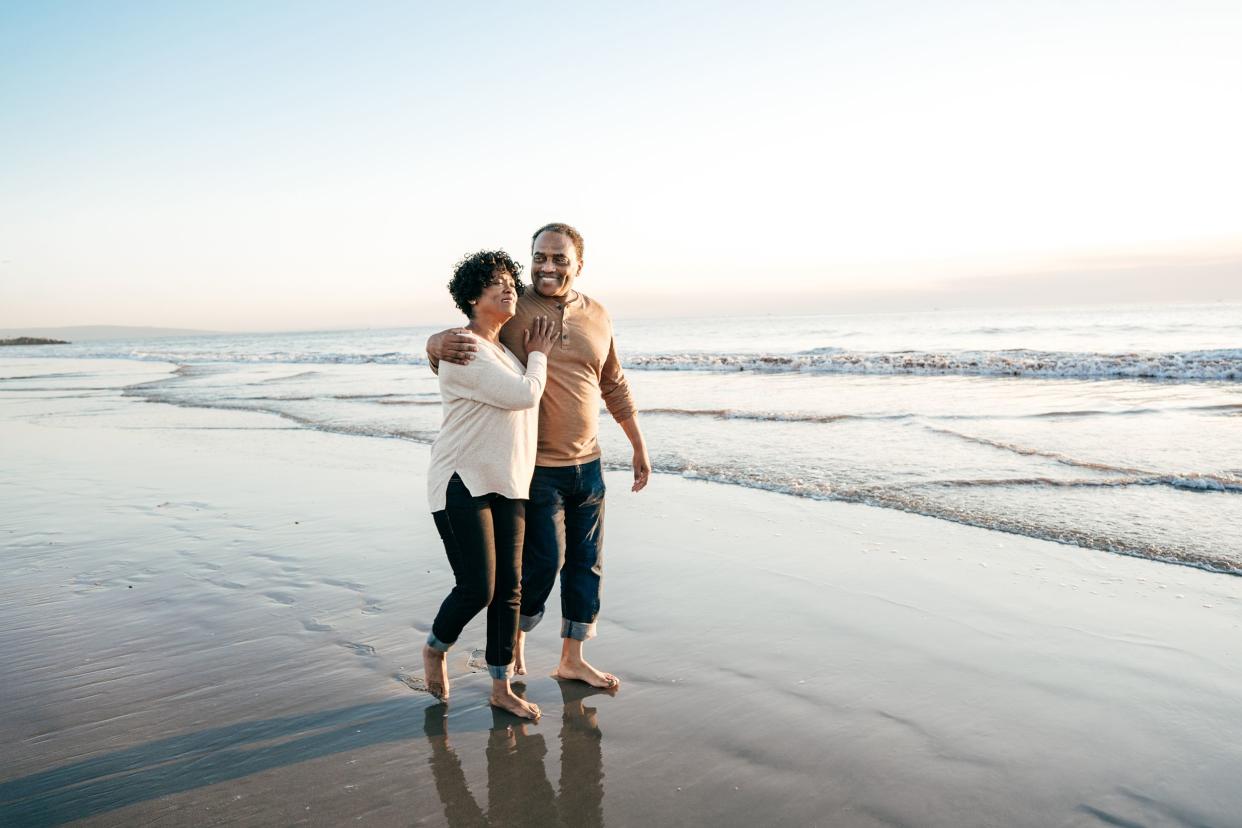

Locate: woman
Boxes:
[423,249,555,720]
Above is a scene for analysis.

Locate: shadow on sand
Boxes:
[0,680,608,826]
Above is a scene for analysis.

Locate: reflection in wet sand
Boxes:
[0,677,610,824]
[426,681,608,827]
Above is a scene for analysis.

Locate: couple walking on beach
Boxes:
[421,223,650,720]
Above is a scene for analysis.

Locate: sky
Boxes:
[2,0,1240,331]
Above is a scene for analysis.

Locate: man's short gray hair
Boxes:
[531,222,584,262]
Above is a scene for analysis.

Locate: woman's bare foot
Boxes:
[490,679,541,720]
[422,644,450,701]
[552,657,620,691]
[513,630,527,676]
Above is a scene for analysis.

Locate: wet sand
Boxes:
[2,358,1241,827]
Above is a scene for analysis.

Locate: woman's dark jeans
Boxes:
[428,474,524,679]
[519,459,606,641]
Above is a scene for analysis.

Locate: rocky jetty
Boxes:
[0,337,70,346]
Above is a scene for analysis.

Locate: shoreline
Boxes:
[2,357,1241,826]
[110,356,1242,578]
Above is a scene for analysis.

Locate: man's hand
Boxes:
[631,446,651,492]
[618,414,650,492]
[427,328,478,366]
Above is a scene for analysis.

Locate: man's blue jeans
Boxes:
[519,460,606,641]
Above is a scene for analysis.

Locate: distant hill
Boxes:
[0,325,222,342]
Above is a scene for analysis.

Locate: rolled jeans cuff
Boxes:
[561,619,597,641]
[519,612,544,633]
[488,662,514,680]
[426,632,453,652]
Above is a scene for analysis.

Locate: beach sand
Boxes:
[2,358,1241,826]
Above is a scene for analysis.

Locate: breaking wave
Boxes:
[13,341,1242,382]
[626,348,1242,381]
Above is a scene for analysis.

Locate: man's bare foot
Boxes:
[514,630,527,676]
[422,644,450,701]
[490,682,541,720]
[552,657,620,691]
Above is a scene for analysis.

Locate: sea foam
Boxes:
[625,348,1242,381]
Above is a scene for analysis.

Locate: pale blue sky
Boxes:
[2,0,1240,329]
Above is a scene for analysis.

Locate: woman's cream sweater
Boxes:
[426,334,548,512]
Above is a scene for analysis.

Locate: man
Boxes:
[427,222,649,690]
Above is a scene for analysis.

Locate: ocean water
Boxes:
[4,303,1240,573]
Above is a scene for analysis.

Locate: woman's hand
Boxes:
[524,316,557,356]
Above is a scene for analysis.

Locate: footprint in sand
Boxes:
[301,618,334,633]
[253,552,298,563]
[323,577,365,592]
[466,648,487,672]
[396,672,429,692]
[360,599,385,615]
[340,641,377,657]
[263,591,297,605]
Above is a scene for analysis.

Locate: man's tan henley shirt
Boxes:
[497,289,636,467]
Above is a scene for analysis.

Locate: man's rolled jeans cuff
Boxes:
[561,619,597,641]
[488,662,514,680]
[425,632,453,652]
[519,612,544,633]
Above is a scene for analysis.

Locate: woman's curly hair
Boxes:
[447,250,526,318]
